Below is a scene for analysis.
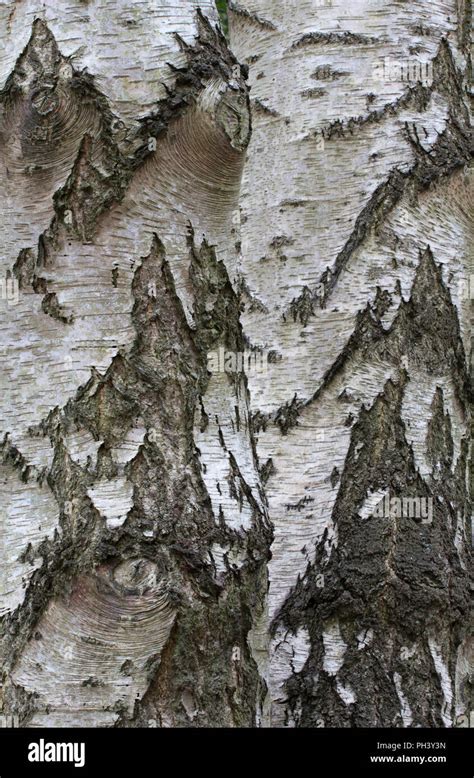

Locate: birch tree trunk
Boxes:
[0,0,472,732]
[230,0,473,727]
[0,0,272,728]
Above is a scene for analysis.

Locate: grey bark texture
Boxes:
[230,0,473,727]
[0,0,472,729]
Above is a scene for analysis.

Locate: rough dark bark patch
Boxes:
[0,9,268,727]
[272,249,472,727]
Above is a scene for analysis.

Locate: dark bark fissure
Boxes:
[2,229,272,726]
[272,248,472,727]
[287,40,473,323]
[228,2,277,32]
[1,10,270,727]
[0,1,471,731]
[6,14,249,301]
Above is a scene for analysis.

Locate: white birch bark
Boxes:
[230,0,473,727]
[0,0,472,730]
[0,0,272,728]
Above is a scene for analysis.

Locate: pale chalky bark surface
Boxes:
[0,0,472,730]
[230,0,473,727]
[0,0,271,728]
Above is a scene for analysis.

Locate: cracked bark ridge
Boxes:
[272,249,472,727]
[1,6,266,728]
[117,233,272,727]
[6,12,250,282]
[228,2,277,32]
[310,247,471,409]
[2,233,271,727]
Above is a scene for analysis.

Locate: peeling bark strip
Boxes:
[0,2,271,728]
[231,0,472,727]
